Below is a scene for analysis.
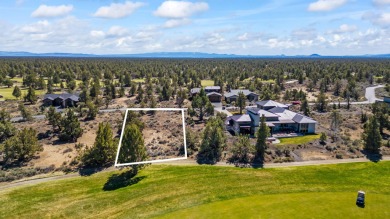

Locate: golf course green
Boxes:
[0,161,389,218]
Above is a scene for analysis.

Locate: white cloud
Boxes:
[93,1,144,19]
[20,20,49,33]
[31,4,73,18]
[308,0,348,12]
[163,18,191,28]
[238,33,248,41]
[90,30,105,38]
[154,1,209,19]
[363,12,390,27]
[107,26,129,37]
[373,0,390,6]
[328,24,357,34]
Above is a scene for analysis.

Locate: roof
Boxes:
[228,114,252,123]
[292,114,317,124]
[269,107,317,124]
[190,88,201,94]
[206,92,222,97]
[204,86,220,90]
[247,108,279,117]
[43,93,79,101]
[256,100,288,108]
[225,89,257,98]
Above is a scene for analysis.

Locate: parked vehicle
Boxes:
[291,101,301,105]
[356,191,365,206]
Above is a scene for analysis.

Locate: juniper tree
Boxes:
[228,134,254,166]
[0,109,16,142]
[237,91,246,114]
[59,109,83,142]
[192,88,210,121]
[197,117,226,164]
[25,86,37,104]
[82,123,116,167]
[362,116,382,153]
[12,85,21,99]
[18,103,33,121]
[46,106,62,131]
[3,128,42,163]
[118,123,148,174]
[255,115,269,163]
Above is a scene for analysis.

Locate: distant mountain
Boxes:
[0,51,389,58]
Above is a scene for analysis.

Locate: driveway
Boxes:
[213,102,233,116]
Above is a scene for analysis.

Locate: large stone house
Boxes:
[224,89,258,103]
[227,100,317,136]
[43,93,80,108]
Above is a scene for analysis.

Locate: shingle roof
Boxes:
[256,100,288,108]
[268,107,316,124]
[292,114,317,124]
[43,93,79,101]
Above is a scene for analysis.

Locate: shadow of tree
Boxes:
[78,167,106,176]
[103,170,146,191]
[362,150,382,162]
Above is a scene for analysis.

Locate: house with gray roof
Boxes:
[224,89,258,103]
[226,114,252,135]
[190,86,222,102]
[43,93,80,108]
[227,100,317,136]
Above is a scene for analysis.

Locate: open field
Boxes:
[1,161,389,218]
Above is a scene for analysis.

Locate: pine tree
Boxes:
[315,91,327,112]
[363,116,382,153]
[86,101,98,120]
[255,115,269,163]
[118,124,148,174]
[12,85,21,99]
[330,110,342,141]
[82,123,116,166]
[46,106,62,131]
[0,109,16,142]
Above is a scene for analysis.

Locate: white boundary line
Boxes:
[114,108,187,167]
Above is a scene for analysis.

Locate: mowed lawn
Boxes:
[278,134,320,145]
[1,162,390,218]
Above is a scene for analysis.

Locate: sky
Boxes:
[0,0,389,55]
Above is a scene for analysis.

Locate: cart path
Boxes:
[1,156,389,191]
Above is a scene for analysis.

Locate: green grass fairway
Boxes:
[278,134,320,145]
[0,87,46,100]
[201,80,214,87]
[1,162,389,218]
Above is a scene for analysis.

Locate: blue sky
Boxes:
[0,0,389,55]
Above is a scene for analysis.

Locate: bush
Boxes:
[335,153,343,159]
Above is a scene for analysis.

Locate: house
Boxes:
[256,100,289,110]
[226,114,252,135]
[190,86,222,102]
[207,92,222,102]
[224,89,258,103]
[227,100,317,136]
[43,93,80,108]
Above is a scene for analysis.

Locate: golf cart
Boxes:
[356,191,365,206]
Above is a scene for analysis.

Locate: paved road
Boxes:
[1,156,389,191]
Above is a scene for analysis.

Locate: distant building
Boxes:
[224,89,258,103]
[43,93,80,108]
[207,92,222,102]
